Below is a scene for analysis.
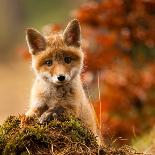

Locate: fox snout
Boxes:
[53,73,71,84]
[50,64,71,84]
[39,72,71,84]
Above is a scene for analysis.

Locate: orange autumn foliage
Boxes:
[74,0,155,145]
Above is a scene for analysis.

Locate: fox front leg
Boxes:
[26,103,48,117]
[39,106,65,124]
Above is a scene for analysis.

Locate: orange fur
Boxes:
[25,19,103,145]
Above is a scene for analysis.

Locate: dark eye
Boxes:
[45,60,52,66]
[64,57,72,64]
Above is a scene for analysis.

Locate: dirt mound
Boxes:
[0,114,144,155]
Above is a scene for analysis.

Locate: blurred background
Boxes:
[0,0,155,151]
[0,0,84,122]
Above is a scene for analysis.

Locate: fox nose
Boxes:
[57,75,65,82]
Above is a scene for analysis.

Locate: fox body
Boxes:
[26,19,102,144]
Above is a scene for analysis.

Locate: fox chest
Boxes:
[46,85,78,110]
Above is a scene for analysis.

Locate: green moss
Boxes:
[0,116,20,151]
[0,114,143,155]
[57,115,96,145]
[0,115,97,155]
[4,126,50,154]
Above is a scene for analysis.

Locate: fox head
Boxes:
[26,19,84,85]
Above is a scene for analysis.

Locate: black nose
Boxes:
[57,75,65,82]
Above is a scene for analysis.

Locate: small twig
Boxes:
[50,144,54,154]
[112,137,128,146]
[25,146,31,154]
[97,71,102,155]
[97,72,102,136]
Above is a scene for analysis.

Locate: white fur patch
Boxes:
[64,74,71,81]
[38,72,53,82]
[31,101,44,108]
[70,67,79,79]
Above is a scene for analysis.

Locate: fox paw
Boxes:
[39,112,55,124]
[39,106,65,124]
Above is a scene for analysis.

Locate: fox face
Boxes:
[32,48,82,84]
[26,19,84,85]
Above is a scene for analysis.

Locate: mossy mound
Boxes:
[0,114,143,155]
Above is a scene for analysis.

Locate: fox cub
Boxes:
[26,19,102,144]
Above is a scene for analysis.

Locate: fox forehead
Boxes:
[46,34,64,49]
[32,33,84,64]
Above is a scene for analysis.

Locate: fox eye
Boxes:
[45,60,52,66]
[64,57,72,64]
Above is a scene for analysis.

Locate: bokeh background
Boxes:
[0,0,84,122]
[0,0,155,151]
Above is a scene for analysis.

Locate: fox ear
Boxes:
[26,28,46,54]
[63,19,81,47]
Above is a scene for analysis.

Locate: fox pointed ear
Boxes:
[63,19,81,47]
[26,28,46,54]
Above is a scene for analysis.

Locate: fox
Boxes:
[25,19,103,145]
